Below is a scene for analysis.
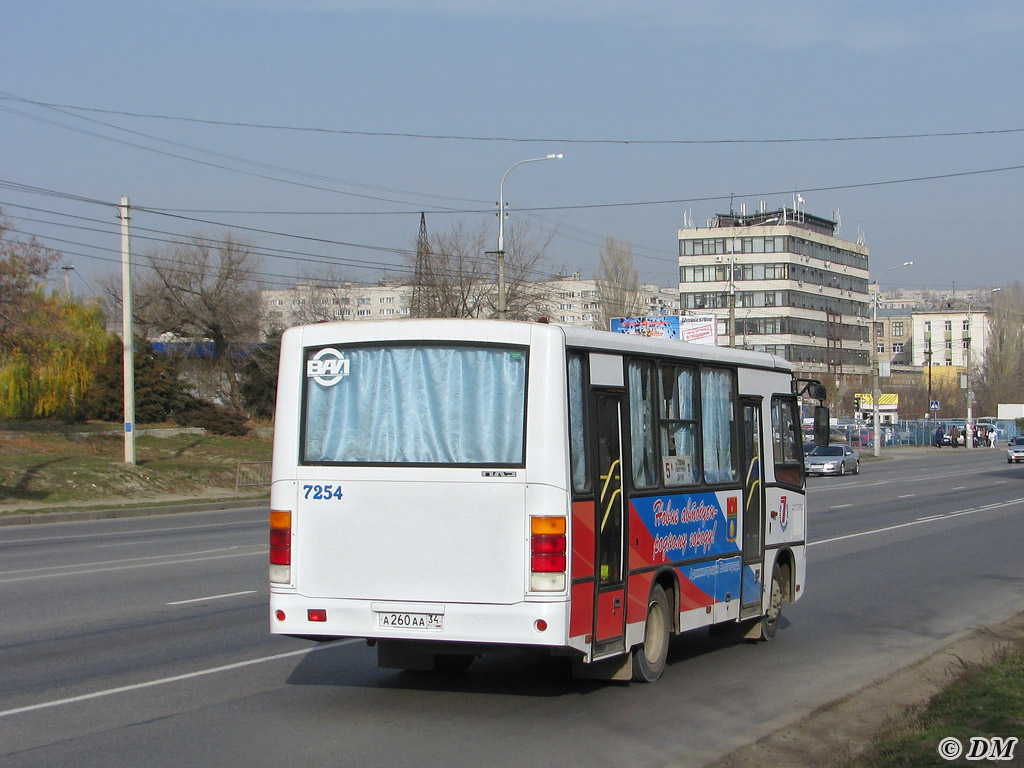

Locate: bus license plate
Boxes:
[377,612,443,630]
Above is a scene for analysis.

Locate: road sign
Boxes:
[930,400,940,411]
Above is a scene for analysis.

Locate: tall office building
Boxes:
[678,205,871,378]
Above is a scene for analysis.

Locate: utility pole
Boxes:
[870,261,913,456]
[120,196,136,465]
[61,264,74,298]
[728,248,737,348]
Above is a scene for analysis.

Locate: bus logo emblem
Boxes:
[306,348,350,386]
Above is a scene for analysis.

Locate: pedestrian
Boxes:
[949,426,960,447]
[935,426,944,448]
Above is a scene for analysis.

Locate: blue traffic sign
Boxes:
[930,400,940,411]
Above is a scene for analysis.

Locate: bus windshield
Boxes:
[302,344,528,465]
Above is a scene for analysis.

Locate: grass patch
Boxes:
[843,640,1024,767]
[0,423,272,507]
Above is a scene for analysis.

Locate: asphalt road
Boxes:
[1,448,1022,768]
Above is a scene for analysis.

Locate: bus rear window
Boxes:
[302,345,528,465]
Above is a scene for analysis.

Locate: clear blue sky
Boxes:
[3,0,1023,296]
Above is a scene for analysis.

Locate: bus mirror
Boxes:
[793,377,827,402]
[813,406,830,446]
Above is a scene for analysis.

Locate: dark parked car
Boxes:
[804,444,860,476]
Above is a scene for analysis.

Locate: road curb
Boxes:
[0,498,268,527]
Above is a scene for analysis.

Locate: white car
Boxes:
[804,444,860,476]
[1007,437,1024,464]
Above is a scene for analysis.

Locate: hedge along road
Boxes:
[0,450,1022,768]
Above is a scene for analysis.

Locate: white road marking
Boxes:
[0,640,360,719]
[0,517,267,545]
[812,498,1024,547]
[0,548,265,584]
[830,504,852,510]
[167,590,258,606]
[897,494,916,498]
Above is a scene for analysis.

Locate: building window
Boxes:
[945,340,953,350]
[892,321,904,336]
[893,342,905,353]
[877,343,885,354]
[944,320,952,331]
[924,321,931,332]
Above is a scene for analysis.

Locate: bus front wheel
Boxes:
[632,585,670,682]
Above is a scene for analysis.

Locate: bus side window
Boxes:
[701,367,737,484]
[627,360,658,489]
[771,395,802,487]
[658,364,698,486]
[567,354,590,493]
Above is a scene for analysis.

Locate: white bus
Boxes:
[269,319,826,682]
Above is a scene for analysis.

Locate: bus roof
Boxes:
[283,318,794,374]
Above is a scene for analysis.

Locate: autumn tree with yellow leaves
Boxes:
[0,214,110,420]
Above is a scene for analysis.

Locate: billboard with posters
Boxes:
[678,314,718,346]
[610,315,718,345]
[610,316,680,339]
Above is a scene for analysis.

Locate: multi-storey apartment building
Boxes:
[911,309,992,370]
[260,274,681,336]
[678,205,871,377]
[262,282,413,331]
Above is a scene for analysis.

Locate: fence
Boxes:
[235,461,272,493]
[825,419,1019,449]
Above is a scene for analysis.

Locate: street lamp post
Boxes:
[871,261,913,457]
[965,287,1000,450]
[495,153,563,320]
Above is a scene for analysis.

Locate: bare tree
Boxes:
[595,236,643,330]
[408,218,553,320]
[130,232,262,412]
[975,282,1024,413]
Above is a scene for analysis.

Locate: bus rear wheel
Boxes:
[632,585,670,682]
[760,564,784,640]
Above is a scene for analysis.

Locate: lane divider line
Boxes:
[811,497,1024,547]
[167,591,259,606]
[0,550,265,584]
[0,639,360,719]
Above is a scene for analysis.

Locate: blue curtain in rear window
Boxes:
[304,346,527,464]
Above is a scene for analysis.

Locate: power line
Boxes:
[4,93,1022,145]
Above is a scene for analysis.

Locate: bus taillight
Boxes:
[530,516,566,591]
[270,509,292,584]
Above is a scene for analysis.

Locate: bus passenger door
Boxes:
[739,398,766,619]
[592,392,627,655]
